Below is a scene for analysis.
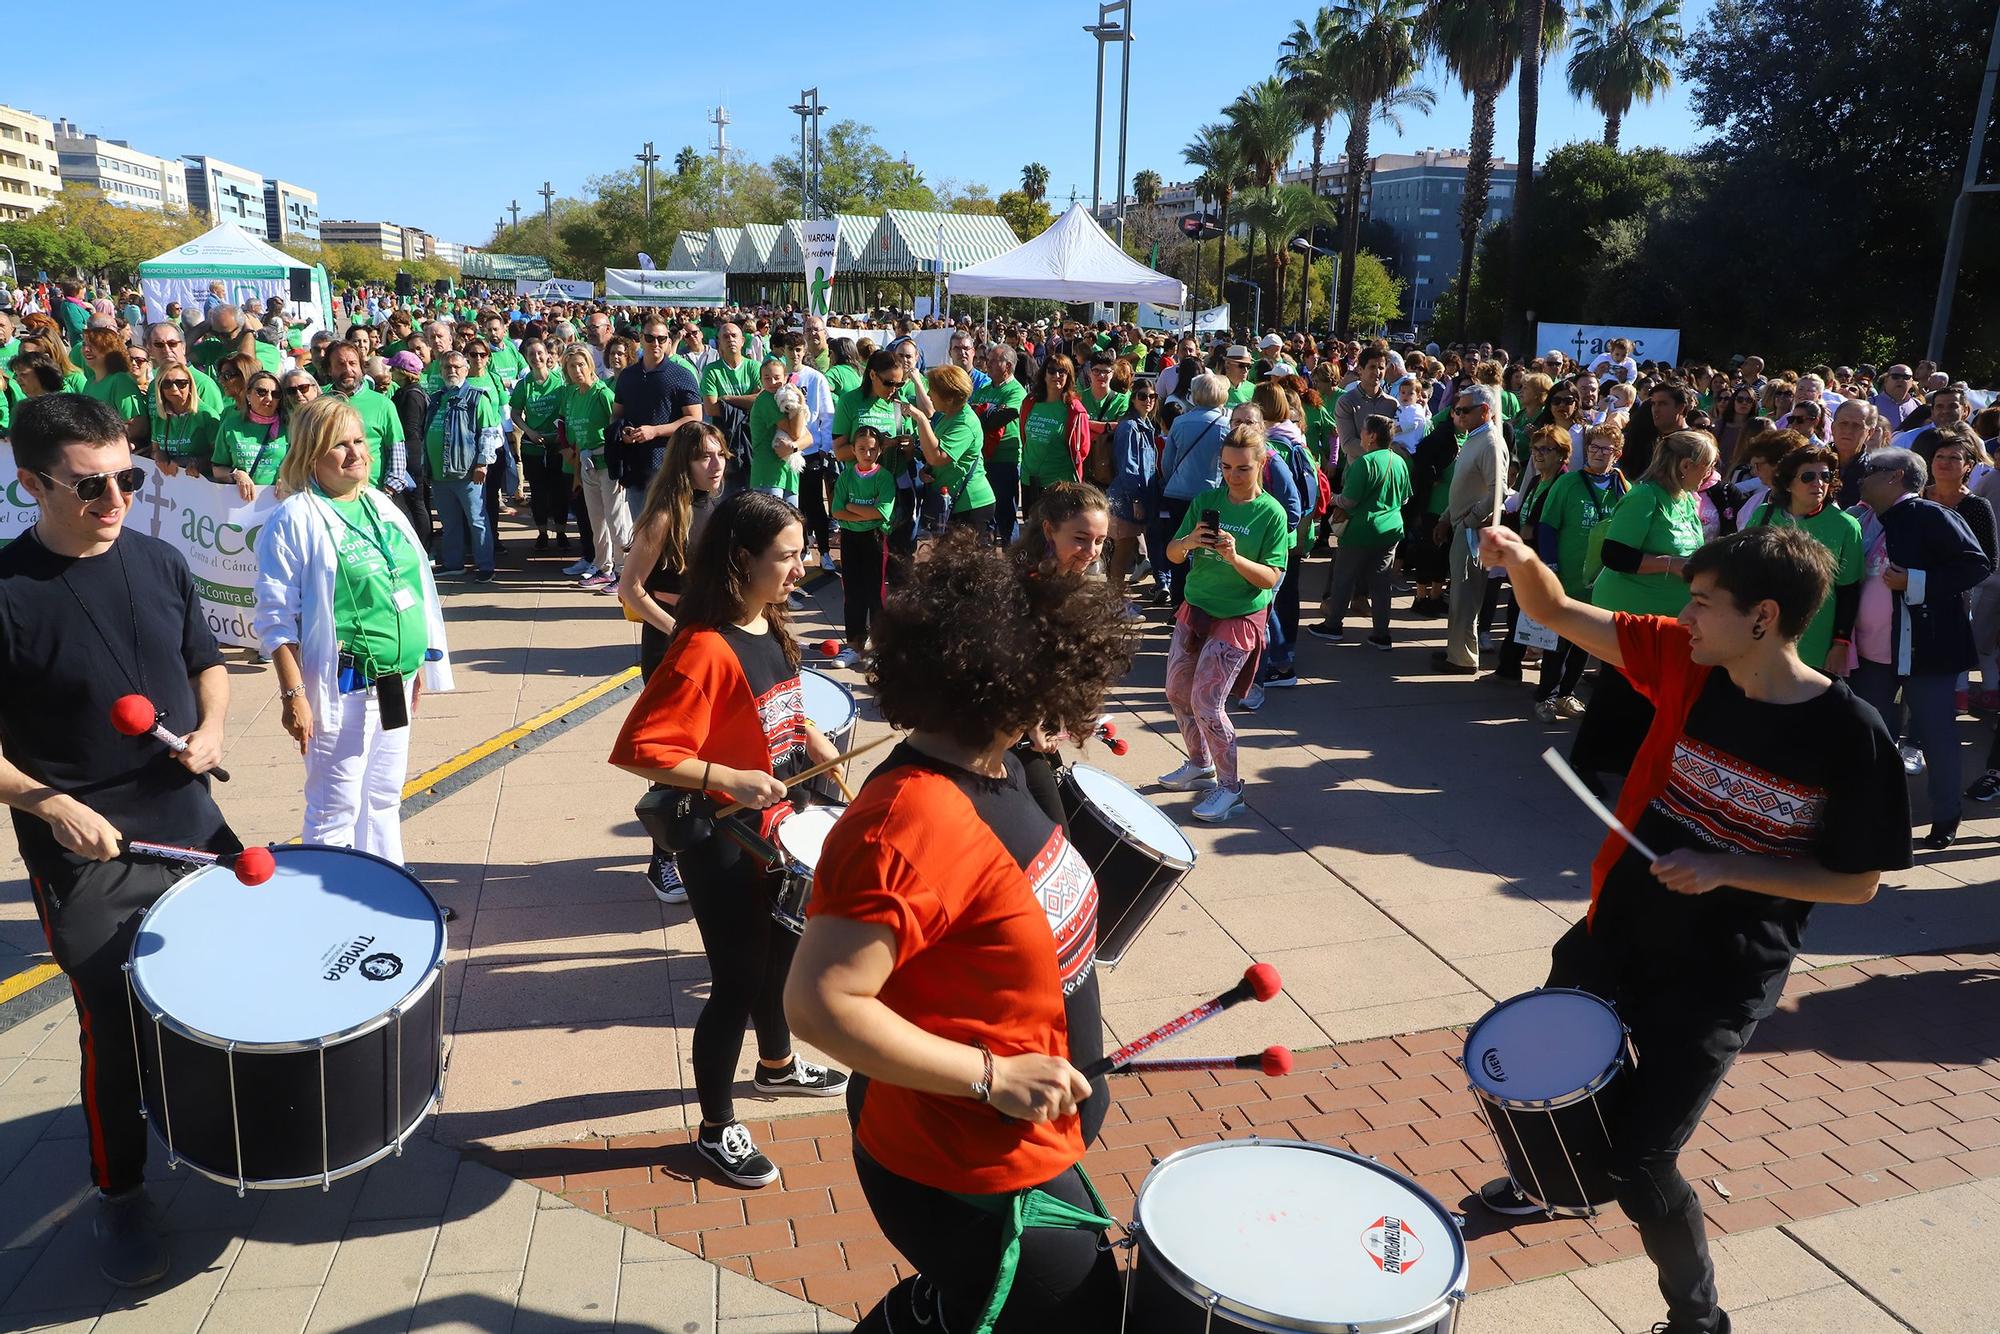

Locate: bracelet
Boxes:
[279,684,306,701]
[970,1042,994,1104]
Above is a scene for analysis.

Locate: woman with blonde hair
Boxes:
[212,368,289,500]
[904,362,996,534]
[560,344,627,588]
[254,396,453,863]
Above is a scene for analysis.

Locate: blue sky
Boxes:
[8,0,1715,247]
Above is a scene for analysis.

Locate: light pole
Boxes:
[1928,1,2000,363]
[636,142,660,222]
[1083,3,1134,245]
[789,89,829,218]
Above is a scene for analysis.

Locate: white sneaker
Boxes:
[1191,785,1245,822]
[1158,760,1218,792]
[1236,683,1266,712]
[1900,744,1926,775]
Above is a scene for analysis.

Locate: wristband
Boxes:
[279,684,306,701]
[970,1042,994,1104]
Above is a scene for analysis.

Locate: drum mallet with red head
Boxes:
[124,840,277,886]
[110,695,231,783]
[1121,1045,1295,1077]
[1082,963,1283,1079]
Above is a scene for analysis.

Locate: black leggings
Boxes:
[1536,637,1592,702]
[1570,664,1655,780]
[678,830,798,1126]
[848,1086,1122,1333]
[842,528,887,649]
[799,455,835,555]
[528,449,568,534]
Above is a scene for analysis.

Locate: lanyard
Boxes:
[315,488,399,570]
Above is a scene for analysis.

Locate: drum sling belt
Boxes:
[946,1163,1114,1334]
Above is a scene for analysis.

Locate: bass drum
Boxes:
[126,845,446,1192]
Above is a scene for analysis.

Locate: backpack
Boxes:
[1274,436,1320,525]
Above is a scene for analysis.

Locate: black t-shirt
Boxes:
[612,358,702,487]
[871,742,1108,1130]
[1590,670,1911,1019]
[718,622,807,783]
[0,530,233,873]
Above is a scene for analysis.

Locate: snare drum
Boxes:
[124,846,446,1193]
[801,668,857,804]
[1463,988,1632,1216]
[771,804,844,935]
[1126,1139,1467,1333]
[1059,764,1196,967]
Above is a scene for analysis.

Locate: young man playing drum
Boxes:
[1476,522,1910,1334]
[0,395,241,1287]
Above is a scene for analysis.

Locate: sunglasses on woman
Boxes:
[38,466,147,502]
[1795,469,1832,484]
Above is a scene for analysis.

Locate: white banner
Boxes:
[801,219,839,317]
[603,269,727,306]
[0,445,278,649]
[515,278,595,300]
[1139,302,1230,333]
[1537,322,1682,370]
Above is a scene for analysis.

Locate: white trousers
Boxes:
[579,463,632,574]
[303,679,415,865]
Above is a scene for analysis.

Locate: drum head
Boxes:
[129,846,444,1050]
[1465,988,1625,1104]
[1068,764,1195,866]
[1136,1140,1465,1332]
[776,805,844,868]
[800,668,856,736]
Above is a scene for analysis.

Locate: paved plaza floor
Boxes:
[0,525,1995,1331]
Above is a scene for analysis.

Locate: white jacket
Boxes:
[253,487,453,727]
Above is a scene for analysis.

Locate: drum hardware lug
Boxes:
[153,1011,178,1169]
[226,1042,247,1198]
[1450,1213,1466,1231]
[318,1038,332,1193]
[122,967,147,1122]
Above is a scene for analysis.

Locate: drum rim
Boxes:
[799,666,858,731]
[1063,764,1197,868]
[127,844,447,1054]
[1131,1137,1469,1333]
[1462,986,1628,1110]
[146,1078,443,1191]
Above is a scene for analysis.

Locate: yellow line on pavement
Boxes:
[0,962,61,1006]
[401,666,641,800]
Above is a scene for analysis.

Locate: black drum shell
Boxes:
[1472,1078,1624,1214]
[1058,775,1191,967]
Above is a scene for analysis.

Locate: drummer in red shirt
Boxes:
[610,491,847,1188]
[787,531,1135,1333]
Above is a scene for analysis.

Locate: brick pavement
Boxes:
[476,948,2000,1325]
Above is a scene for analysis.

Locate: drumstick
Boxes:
[109,695,232,782]
[124,840,277,886]
[831,770,857,803]
[1120,1045,1294,1077]
[1540,747,1663,863]
[1081,964,1283,1079]
[710,733,896,819]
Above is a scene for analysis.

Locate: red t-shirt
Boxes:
[811,749,1097,1194]
[608,625,805,801]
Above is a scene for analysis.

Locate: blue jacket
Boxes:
[1108,417,1158,506]
[1159,406,1229,501]
[1876,494,1993,676]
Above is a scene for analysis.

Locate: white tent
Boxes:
[949,204,1186,306]
[139,225,333,332]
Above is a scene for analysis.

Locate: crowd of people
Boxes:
[2,272,1995,1333]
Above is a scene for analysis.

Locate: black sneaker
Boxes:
[695,1121,779,1187]
[1477,1178,1543,1216]
[752,1057,850,1098]
[1307,621,1346,642]
[1366,633,1393,651]
[1262,669,1301,689]
[1968,771,2000,803]
[94,1187,170,1288]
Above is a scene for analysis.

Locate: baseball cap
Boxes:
[388,351,424,374]
[1258,333,1283,351]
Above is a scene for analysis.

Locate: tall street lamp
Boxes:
[1084,2,1134,246]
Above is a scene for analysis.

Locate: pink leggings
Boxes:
[1165,624,1252,790]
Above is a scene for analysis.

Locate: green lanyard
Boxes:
[318,490,408,676]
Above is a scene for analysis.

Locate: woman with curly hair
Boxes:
[610,491,848,1188]
[786,530,1134,1334]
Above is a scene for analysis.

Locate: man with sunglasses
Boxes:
[1870,364,1920,431]
[0,394,241,1287]
[611,317,704,514]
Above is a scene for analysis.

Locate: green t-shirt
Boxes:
[322,493,428,679]
[84,371,145,421]
[1425,456,1458,516]
[341,385,405,487]
[969,377,1028,465]
[1338,448,1412,549]
[1747,499,1865,668]
[152,410,220,471]
[558,381,614,472]
[928,405,995,511]
[701,357,761,404]
[1538,470,1626,598]
[826,363,862,398]
[509,372,567,436]
[148,368,224,449]
[1304,402,1337,465]
[832,463,896,533]
[832,383,914,446]
[1226,379,1255,407]
[1082,387,1129,423]
[213,410,287,484]
[1020,399,1075,486]
[1589,481,1705,616]
[486,340,528,392]
[63,369,91,396]
[748,389,802,496]
[1174,486,1289,618]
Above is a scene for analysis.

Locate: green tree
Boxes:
[1506,0,1567,349]
[1348,250,1406,332]
[674,146,700,177]
[1279,8,1349,249]
[1566,0,1684,151]
[1324,0,1433,334]
[1226,76,1306,302]
[1021,163,1051,203]
[1182,123,1249,311]
[769,121,935,217]
[1133,170,1162,209]
[1239,183,1337,323]
[995,190,1054,242]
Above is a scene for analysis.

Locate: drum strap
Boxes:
[948,1164,1114,1334]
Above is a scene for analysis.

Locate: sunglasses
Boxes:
[38,466,146,502]
[248,386,277,397]
[160,378,193,390]
[644,334,673,343]
[286,384,315,396]
[468,351,490,359]
[1795,468,1832,484]
[1451,405,1481,415]
[1532,446,1566,456]
[1886,372,1911,380]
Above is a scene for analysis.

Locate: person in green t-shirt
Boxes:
[1530,425,1630,716]
[701,322,762,423]
[970,345,1029,542]
[1222,347,1255,406]
[1313,413,1413,646]
[1743,444,1865,674]
[1162,426,1289,822]
[747,358,804,500]
[1020,354,1081,510]
[831,425,898,661]
[906,364,995,530]
[213,370,290,499]
[325,342,404,489]
[558,346,623,579]
[510,339,571,550]
[147,368,220,476]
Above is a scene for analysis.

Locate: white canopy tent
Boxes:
[139,225,333,333]
[949,204,1186,307]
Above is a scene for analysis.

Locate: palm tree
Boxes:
[674,146,700,177]
[1279,7,1348,308]
[1566,0,1683,151]
[1424,0,1566,344]
[1133,169,1162,209]
[1240,183,1339,324]
[1183,123,1247,307]
[1226,77,1305,310]
[1507,1,1565,349]
[1021,162,1051,204]
[1324,0,1432,334]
